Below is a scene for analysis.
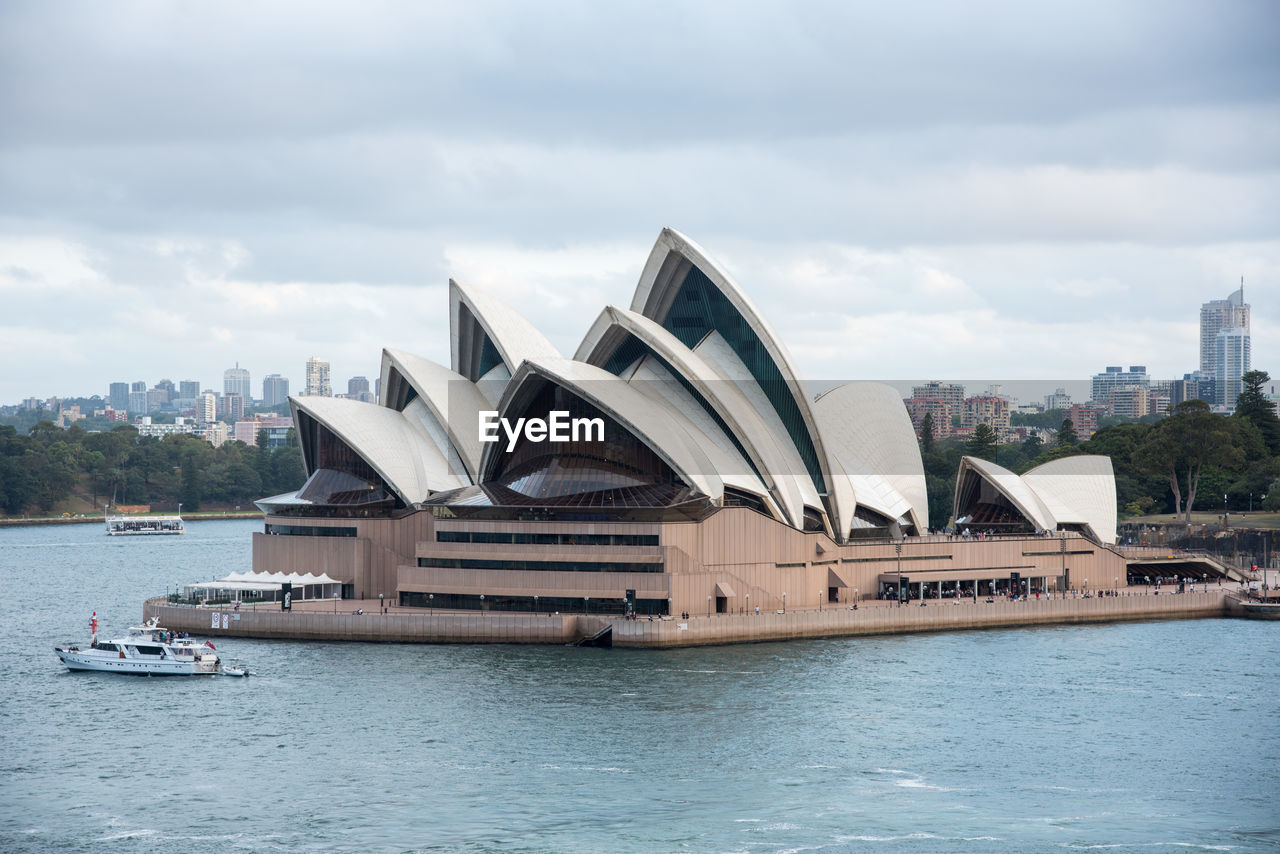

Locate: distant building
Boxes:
[179,380,200,400]
[1064,404,1102,440]
[1215,327,1251,410]
[1044,387,1072,411]
[232,414,293,447]
[128,389,148,414]
[1171,371,1215,407]
[305,357,331,397]
[346,376,375,403]
[109,382,129,411]
[223,392,245,421]
[195,421,230,448]
[1090,365,1148,406]
[1200,285,1249,377]
[1110,385,1150,419]
[961,394,1011,438]
[911,381,965,413]
[262,373,290,408]
[224,364,252,406]
[197,392,217,424]
[135,416,198,438]
[904,397,952,438]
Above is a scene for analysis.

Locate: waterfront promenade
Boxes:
[143,587,1236,648]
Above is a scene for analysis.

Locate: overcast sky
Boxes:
[2,0,1277,407]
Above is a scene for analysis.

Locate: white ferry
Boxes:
[105,514,184,535]
[54,615,235,676]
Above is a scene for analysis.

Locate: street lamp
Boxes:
[782,592,787,614]
[707,595,712,617]
[428,593,434,614]
[479,594,485,611]
[534,595,539,614]
[819,589,823,610]
[583,596,588,613]
[896,542,903,607]
[177,502,183,518]
[745,593,749,614]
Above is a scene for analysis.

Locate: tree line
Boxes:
[0,421,307,515]
[916,370,1280,527]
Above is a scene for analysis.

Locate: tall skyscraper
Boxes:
[224,363,252,406]
[1200,285,1250,377]
[128,380,148,414]
[109,382,129,411]
[263,373,290,407]
[306,357,331,397]
[1215,327,1251,410]
[179,380,200,400]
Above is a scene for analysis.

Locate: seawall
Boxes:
[144,590,1235,648]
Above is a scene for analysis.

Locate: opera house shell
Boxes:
[252,228,1121,616]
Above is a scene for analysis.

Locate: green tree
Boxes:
[918,412,935,454]
[1235,369,1280,455]
[965,423,998,462]
[1132,400,1246,523]
[1057,418,1078,447]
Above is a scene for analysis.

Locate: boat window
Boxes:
[96,642,119,652]
[134,645,164,655]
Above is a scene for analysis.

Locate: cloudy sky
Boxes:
[2,0,1276,407]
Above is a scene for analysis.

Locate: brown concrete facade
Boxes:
[142,589,1234,647]
[251,506,1129,619]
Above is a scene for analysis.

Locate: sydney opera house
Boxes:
[251,229,1123,616]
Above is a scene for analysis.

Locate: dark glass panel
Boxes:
[486,381,692,508]
[659,264,826,494]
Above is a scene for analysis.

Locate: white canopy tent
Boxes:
[184,570,343,604]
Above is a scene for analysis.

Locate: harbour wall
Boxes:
[144,590,1234,648]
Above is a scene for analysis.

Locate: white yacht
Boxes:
[55,616,230,676]
[106,514,184,535]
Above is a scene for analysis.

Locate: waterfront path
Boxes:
[144,587,1241,648]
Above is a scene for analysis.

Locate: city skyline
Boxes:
[0,2,1276,405]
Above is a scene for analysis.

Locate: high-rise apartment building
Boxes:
[1200,285,1250,377]
[1110,386,1150,419]
[224,364,252,406]
[1090,365,1148,405]
[109,382,129,411]
[1215,327,1251,410]
[305,357,331,397]
[1064,404,1102,440]
[263,373,290,408]
[961,394,1010,437]
[904,397,952,438]
[179,380,200,400]
[222,392,245,421]
[911,381,965,414]
[197,392,217,423]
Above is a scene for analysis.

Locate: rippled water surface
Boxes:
[1,520,1278,853]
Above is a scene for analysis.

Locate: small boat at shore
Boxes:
[106,514,184,536]
[54,615,239,676]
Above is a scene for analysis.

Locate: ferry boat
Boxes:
[106,514,184,535]
[54,615,232,676]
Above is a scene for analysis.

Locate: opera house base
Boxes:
[142,590,1234,648]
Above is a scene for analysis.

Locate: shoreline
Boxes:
[142,589,1245,648]
[0,512,262,528]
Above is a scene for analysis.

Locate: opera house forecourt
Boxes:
[149,228,1236,646]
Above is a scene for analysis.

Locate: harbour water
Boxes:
[1,520,1277,853]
